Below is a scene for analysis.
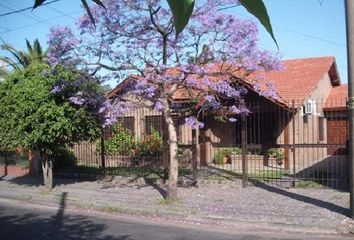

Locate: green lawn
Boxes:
[67,165,192,179]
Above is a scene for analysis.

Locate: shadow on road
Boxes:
[0,191,131,240]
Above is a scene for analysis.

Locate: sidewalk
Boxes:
[0,175,353,237]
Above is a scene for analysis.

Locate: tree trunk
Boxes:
[41,154,53,191]
[162,113,169,180]
[161,98,178,200]
[29,149,40,175]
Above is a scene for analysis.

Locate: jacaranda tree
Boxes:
[48,0,282,200]
[0,63,107,190]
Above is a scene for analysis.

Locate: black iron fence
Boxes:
[52,97,349,190]
[0,150,29,168]
[203,98,348,190]
[63,108,194,178]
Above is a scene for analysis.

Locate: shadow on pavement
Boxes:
[5,174,98,188]
[0,191,131,240]
[205,166,350,217]
[255,182,351,217]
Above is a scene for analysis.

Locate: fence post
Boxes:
[241,114,248,188]
[292,100,296,187]
[100,128,106,174]
[192,128,198,184]
[4,151,8,176]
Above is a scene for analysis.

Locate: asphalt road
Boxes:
[0,199,348,240]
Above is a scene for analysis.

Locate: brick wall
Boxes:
[0,165,29,177]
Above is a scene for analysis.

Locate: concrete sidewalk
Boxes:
[0,175,353,238]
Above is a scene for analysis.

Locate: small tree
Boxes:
[0,39,49,174]
[0,63,105,190]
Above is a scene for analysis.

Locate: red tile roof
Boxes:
[242,56,339,107]
[109,57,340,109]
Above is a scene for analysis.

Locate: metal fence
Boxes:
[59,98,349,190]
[0,150,28,167]
[68,108,194,177]
[203,98,348,190]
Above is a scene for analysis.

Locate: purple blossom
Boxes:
[154,100,163,112]
[185,117,205,129]
[254,81,278,100]
[263,81,278,99]
[47,0,282,131]
[50,85,64,94]
[47,26,81,66]
[69,96,85,105]
[230,105,241,114]
[202,95,221,110]
[133,81,156,99]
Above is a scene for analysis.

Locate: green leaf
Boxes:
[168,0,195,36]
[239,0,278,48]
[33,0,46,9]
[81,0,96,28]
[91,0,106,10]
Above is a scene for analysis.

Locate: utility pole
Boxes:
[345,0,354,219]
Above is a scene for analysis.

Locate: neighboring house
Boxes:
[108,56,348,177]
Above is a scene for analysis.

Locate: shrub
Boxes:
[214,150,225,165]
[98,125,162,158]
[231,147,241,155]
[267,148,285,165]
[97,123,136,156]
[135,128,162,157]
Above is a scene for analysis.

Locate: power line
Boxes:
[1,0,345,48]
[45,4,78,21]
[0,0,61,17]
[216,1,346,48]
[0,2,52,27]
[0,1,347,70]
[0,10,83,34]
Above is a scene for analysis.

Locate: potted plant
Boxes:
[214,149,234,165]
[267,148,285,166]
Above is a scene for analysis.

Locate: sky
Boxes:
[0,0,348,87]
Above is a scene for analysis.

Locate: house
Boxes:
[106,56,348,183]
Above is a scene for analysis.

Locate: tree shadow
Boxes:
[0,192,131,240]
[145,181,167,199]
[295,155,348,191]
[203,166,350,217]
[254,181,350,217]
[5,173,99,188]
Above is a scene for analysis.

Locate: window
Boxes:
[303,99,317,115]
[104,117,135,139]
[145,115,180,138]
[117,117,135,135]
[145,116,164,136]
